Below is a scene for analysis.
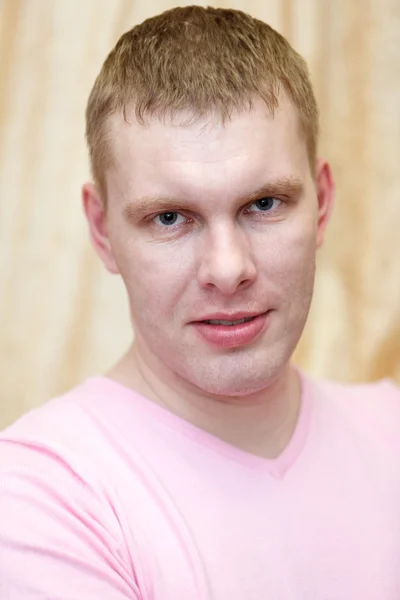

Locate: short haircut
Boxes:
[86,6,319,197]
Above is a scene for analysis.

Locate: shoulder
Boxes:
[0,376,150,496]
[0,378,128,547]
[304,373,400,449]
[0,380,140,598]
[0,377,116,450]
[308,374,400,411]
[308,374,400,403]
[0,379,110,486]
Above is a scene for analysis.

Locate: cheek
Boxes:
[117,239,196,320]
[256,216,317,290]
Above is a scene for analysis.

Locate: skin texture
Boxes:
[83,94,334,458]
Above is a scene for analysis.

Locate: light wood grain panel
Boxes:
[0,0,399,428]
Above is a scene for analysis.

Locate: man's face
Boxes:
[89,95,332,396]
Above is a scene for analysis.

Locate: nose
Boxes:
[197,222,257,295]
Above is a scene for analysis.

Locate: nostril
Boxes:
[238,277,253,289]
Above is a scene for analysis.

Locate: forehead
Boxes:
[105,95,309,200]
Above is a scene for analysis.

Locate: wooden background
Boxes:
[1,0,399,428]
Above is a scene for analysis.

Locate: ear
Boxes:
[315,159,335,248]
[82,182,120,274]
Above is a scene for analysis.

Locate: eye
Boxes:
[153,212,186,227]
[248,197,281,212]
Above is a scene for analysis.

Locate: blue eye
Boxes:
[159,212,177,225]
[154,212,184,227]
[254,197,279,211]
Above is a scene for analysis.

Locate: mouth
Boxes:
[202,316,256,326]
[192,311,271,348]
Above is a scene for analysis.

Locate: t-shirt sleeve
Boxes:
[0,438,141,599]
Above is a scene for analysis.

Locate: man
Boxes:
[1,5,399,599]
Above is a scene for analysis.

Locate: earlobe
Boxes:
[315,159,335,248]
[82,182,120,274]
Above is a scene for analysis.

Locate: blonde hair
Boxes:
[86,6,318,196]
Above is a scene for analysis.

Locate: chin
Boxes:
[201,378,273,398]
[182,349,290,398]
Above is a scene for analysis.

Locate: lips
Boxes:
[192,311,270,348]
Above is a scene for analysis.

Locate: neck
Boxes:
[107,343,302,460]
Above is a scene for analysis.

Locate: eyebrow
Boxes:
[122,175,303,221]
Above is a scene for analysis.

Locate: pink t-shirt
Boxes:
[1,373,400,599]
